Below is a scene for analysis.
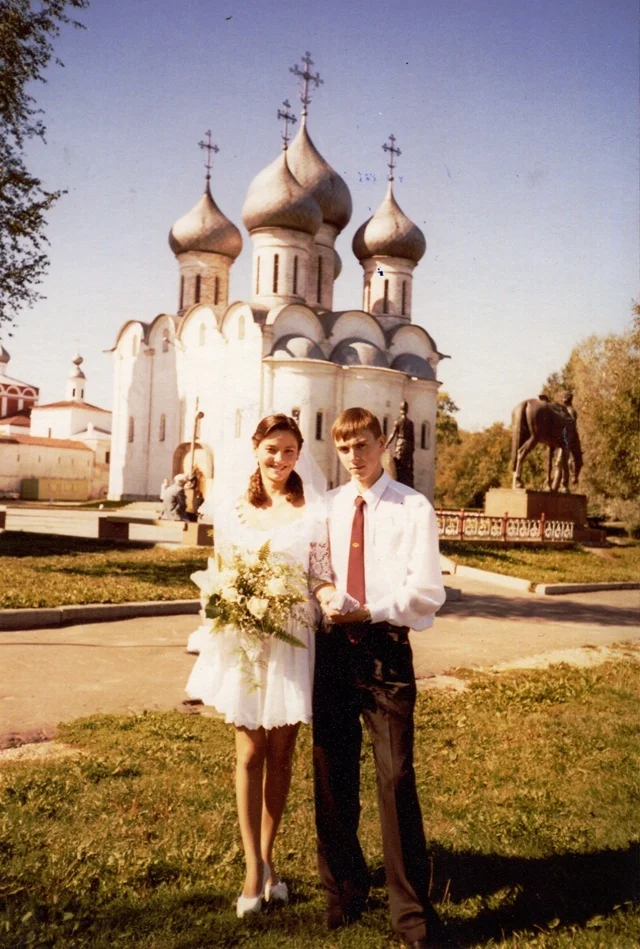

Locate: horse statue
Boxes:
[511,396,583,491]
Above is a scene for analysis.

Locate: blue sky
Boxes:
[7,0,639,430]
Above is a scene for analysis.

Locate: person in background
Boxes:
[160,474,188,521]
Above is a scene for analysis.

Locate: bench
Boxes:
[98,514,213,546]
[0,506,6,530]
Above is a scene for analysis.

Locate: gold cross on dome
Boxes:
[277,99,297,149]
[382,134,401,181]
[289,51,323,116]
[198,130,220,184]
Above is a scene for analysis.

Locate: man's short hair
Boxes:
[174,474,187,484]
[331,407,383,443]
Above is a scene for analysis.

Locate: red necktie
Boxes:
[346,495,366,606]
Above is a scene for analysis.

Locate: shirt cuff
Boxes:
[366,596,394,625]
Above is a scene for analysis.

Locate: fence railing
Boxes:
[436,509,575,543]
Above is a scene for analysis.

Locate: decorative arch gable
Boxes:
[178,305,221,349]
[387,324,437,360]
[328,311,386,350]
[219,302,261,343]
[113,320,148,354]
[266,303,324,344]
[147,313,179,348]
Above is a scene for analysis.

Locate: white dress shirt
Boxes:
[327,471,446,630]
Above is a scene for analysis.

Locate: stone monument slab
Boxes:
[484,488,587,525]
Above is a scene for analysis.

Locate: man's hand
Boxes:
[323,606,370,625]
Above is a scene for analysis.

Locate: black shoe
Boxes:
[325,901,364,930]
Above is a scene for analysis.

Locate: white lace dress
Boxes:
[185,500,332,730]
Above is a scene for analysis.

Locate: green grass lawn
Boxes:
[0,532,207,609]
[441,541,640,585]
[1,659,638,948]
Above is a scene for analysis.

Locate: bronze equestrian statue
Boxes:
[511,396,583,491]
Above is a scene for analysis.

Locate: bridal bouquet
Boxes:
[190,541,308,669]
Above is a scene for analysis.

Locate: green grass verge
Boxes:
[440,541,640,584]
[0,533,207,609]
[1,659,638,947]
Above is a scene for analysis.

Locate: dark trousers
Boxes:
[313,622,444,944]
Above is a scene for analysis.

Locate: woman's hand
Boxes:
[314,583,336,609]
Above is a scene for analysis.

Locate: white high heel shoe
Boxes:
[236,866,268,919]
[236,892,262,918]
[264,873,289,905]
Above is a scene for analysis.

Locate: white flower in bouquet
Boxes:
[266,576,287,597]
[190,557,220,599]
[247,596,269,619]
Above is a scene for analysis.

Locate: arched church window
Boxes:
[382,415,389,437]
[273,254,279,293]
[159,414,166,442]
[293,256,299,295]
[421,421,431,450]
[365,280,371,312]
[256,256,261,293]
[199,324,206,347]
[235,409,242,438]
[317,256,323,304]
[238,314,245,340]
[128,417,135,443]
[402,280,407,315]
[179,276,184,310]
[162,333,170,353]
[315,411,323,441]
[195,274,202,304]
[214,276,220,306]
[383,279,389,315]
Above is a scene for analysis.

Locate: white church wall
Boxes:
[214,305,264,493]
[107,322,151,498]
[335,366,406,486]
[406,378,439,502]
[30,404,111,440]
[266,359,339,486]
[145,317,182,493]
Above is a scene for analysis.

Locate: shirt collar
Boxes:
[348,469,390,511]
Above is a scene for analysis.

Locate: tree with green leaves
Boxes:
[0,0,87,333]
[436,391,460,447]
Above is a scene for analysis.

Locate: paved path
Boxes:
[1,578,637,745]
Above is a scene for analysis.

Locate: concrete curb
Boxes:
[440,556,639,597]
[452,564,533,591]
[0,600,201,631]
[0,587,465,631]
[534,581,640,596]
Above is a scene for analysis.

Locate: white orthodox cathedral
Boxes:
[108,57,446,503]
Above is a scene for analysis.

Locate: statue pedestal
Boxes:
[484,488,587,526]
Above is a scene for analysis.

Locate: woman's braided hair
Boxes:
[247,414,304,508]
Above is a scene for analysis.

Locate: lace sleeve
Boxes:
[308,510,334,591]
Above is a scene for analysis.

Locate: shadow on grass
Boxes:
[439,590,640,627]
[0,531,154,558]
[429,842,639,945]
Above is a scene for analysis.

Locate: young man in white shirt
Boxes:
[314,407,455,949]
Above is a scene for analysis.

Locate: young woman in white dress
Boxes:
[186,414,335,917]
